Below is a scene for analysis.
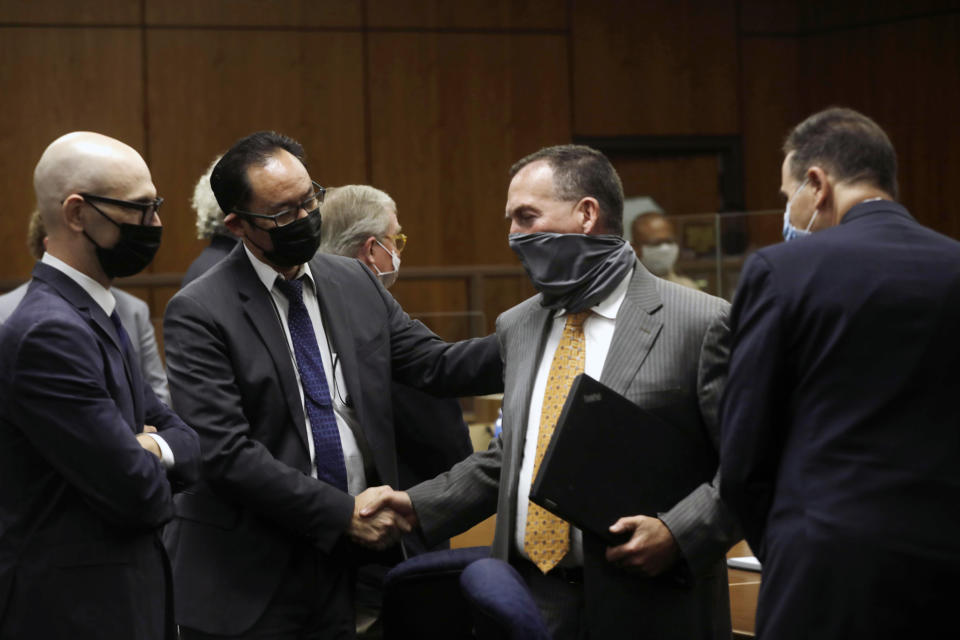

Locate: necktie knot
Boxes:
[275,276,305,305]
[565,311,590,329]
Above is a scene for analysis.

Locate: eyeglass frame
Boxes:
[233,181,326,228]
[80,193,164,225]
[383,232,407,253]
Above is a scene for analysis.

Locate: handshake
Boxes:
[347,485,418,550]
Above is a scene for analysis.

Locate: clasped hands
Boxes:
[347,486,417,550]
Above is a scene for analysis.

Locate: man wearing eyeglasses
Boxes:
[318,185,474,634]
[162,131,502,639]
[0,132,200,640]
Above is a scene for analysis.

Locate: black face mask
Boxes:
[247,208,323,268]
[508,232,636,312]
[84,212,162,279]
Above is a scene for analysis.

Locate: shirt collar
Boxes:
[553,267,633,321]
[41,252,116,316]
[241,242,316,294]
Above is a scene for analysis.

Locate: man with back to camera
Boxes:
[630,210,700,290]
[319,184,475,635]
[0,209,172,405]
[363,144,740,639]
[162,131,502,639]
[0,131,200,639]
[719,107,960,638]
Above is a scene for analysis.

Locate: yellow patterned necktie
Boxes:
[524,310,590,573]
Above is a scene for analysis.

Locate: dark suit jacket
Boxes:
[180,233,238,288]
[162,245,502,635]
[0,262,199,640]
[720,201,960,638]
[408,262,740,639]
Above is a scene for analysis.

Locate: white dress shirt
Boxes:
[515,268,633,566]
[242,245,367,496]
[40,253,174,467]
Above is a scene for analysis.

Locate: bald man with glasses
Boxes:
[0,132,199,640]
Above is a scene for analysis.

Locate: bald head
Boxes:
[33,132,152,236]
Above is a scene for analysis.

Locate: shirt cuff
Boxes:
[146,433,175,469]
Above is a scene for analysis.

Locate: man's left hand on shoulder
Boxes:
[605,515,679,576]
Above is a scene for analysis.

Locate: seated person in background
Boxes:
[319,184,476,635]
[181,154,238,287]
[630,210,700,290]
[0,209,171,405]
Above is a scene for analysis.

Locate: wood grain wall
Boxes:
[2,0,957,331]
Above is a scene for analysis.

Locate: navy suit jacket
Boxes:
[720,201,960,636]
[0,262,199,640]
[162,245,502,635]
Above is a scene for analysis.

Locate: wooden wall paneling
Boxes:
[798,14,960,238]
[0,26,145,281]
[570,0,739,136]
[0,0,140,24]
[365,0,567,29]
[798,0,960,32]
[145,28,367,274]
[738,0,799,34]
[391,278,470,339]
[366,31,570,316]
[738,37,801,212]
[611,153,725,216]
[144,0,362,28]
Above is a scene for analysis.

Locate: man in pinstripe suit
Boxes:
[365,145,739,639]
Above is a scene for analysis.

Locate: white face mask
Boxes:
[781,180,818,242]
[373,238,401,288]
[640,242,678,276]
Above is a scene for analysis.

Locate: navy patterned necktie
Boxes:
[274,276,348,492]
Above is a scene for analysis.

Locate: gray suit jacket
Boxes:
[0,282,170,405]
[408,262,740,639]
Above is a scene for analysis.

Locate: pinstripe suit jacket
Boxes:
[408,261,740,639]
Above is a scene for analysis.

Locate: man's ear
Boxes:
[224,213,245,238]
[62,195,86,233]
[806,166,831,212]
[358,236,378,269]
[577,197,602,234]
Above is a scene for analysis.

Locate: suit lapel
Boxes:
[503,301,554,499]
[307,259,386,472]
[599,263,664,396]
[233,253,312,454]
[308,259,362,418]
[32,262,142,431]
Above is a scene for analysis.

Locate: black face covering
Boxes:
[84,220,162,279]
[248,208,323,268]
[508,232,635,312]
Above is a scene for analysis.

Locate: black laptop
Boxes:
[529,373,715,545]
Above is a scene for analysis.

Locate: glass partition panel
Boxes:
[664,210,782,301]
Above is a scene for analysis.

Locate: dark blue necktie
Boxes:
[110,310,133,360]
[110,309,143,430]
[274,277,348,492]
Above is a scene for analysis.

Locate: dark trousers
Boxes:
[516,558,586,640]
[180,542,356,640]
